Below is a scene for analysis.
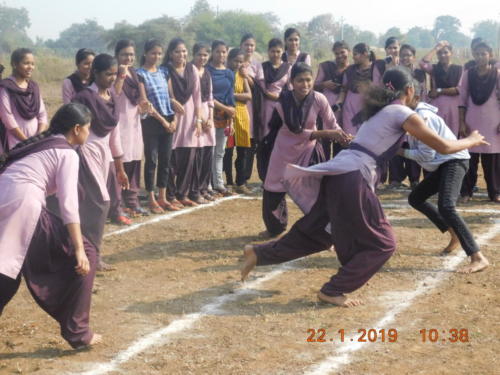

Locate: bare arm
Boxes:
[234,78,252,102]
[66,223,90,276]
[9,127,28,142]
[402,114,488,154]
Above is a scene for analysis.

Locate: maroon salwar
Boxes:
[0,209,97,348]
[122,160,141,209]
[254,171,395,296]
[461,153,500,200]
[197,146,214,196]
[107,161,124,220]
[168,147,198,200]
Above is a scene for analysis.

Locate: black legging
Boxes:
[408,159,479,256]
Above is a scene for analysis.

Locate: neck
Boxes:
[13,74,28,85]
[271,60,281,67]
[173,61,184,69]
[440,61,450,68]
[288,49,298,56]
[143,62,157,71]
[337,60,348,69]
[244,55,252,62]
[212,61,224,68]
[292,90,307,102]
[359,61,370,69]
[477,64,490,73]
[77,71,89,81]
[97,86,108,96]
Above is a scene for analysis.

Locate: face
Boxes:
[353,50,368,65]
[72,122,91,145]
[241,39,256,58]
[117,46,135,66]
[385,42,399,57]
[473,47,491,67]
[437,47,452,64]
[292,72,313,97]
[286,33,300,52]
[399,48,415,67]
[144,46,163,66]
[268,46,283,63]
[333,47,349,65]
[193,48,209,67]
[212,45,227,65]
[94,64,118,89]
[77,55,94,77]
[13,53,35,79]
[229,54,244,71]
[171,43,187,66]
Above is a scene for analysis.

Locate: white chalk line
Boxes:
[383,202,499,215]
[103,195,245,238]
[72,263,297,375]
[304,219,500,375]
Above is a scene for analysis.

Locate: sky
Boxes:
[5,0,500,41]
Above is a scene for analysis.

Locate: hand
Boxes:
[239,65,248,78]
[427,90,438,99]
[396,148,405,157]
[203,118,214,130]
[74,248,90,276]
[323,80,338,91]
[139,100,150,114]
[225,106,236,118]
[195,120,202,137]
[117,170,130,190]
[436,40,449,50]
[467,130,489,147]
[118,64,128,78]
[172,100,185,115]
[329,129,351,146]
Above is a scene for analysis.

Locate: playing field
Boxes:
[0,180,498,375]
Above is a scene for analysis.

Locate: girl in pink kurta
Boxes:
[282,28,312,67]
[459,42,500,203]
[192,43,217,202]
[261,63,349,236]
[255,38,291,181]
[0,103,102,349]
[113,40,148,217]
[419,42,463,136]
[72,54,129,271]
[0,48,48,153]
[337,43,383,137]
[62,48,95,104]
[314,40,351,159]
[163,38,203,207]
[240,33,263,183]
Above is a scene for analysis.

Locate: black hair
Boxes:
[209,40,228,63]
[140,39,163,66]
[364,67,414,119]
[193,42,209,56]
[163,37,186,66]
[75,48,96,66]
[268,38,284,50]
[11,48,33,67]
[284,28,300,51]
[114,39,135,58]
[227,48,244,63]
[473,41,493,55]
[332,40,350,52]
[240,33,255,46]
[290,62,313,81]
[92,53,117,75]
[471,37,483,49]
[400,44,416,57]
[353,43,376,62]
[384,36,400,49]
[438,43,453,52]
[5,103,92,155]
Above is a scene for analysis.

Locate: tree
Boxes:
[379,27,404,47]
[357,31,378,47]
[45,19,107,56]
[406,27,434,48]
[0,4,33,53]
[472,20,499,49]
[307,14,337,60]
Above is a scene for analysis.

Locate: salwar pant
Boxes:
[389,155,421,184]
[0,209,97,348]
[262,190,288,236]
[409,159,478,255]
[461,153,500,201]
[245,139,257,182]
[107,162,123,220]
[168,147,197,200]
[212,128,227,190]
[197,146,214,196]
[142,119,173,192]
[254,171,395,296]
[122,160,141,209]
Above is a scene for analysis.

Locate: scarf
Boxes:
[168,62,195,105]
[468,65,498,106]
[279,90,315,134]
[433,63,462,89]
[73,88,118,137]
[262,61,290,84]
[122,69,141,106]
[0,78,41,120]
[67,72,91,93]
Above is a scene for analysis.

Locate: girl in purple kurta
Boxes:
[419,41,463,136]
[240,33,262,185]
[72,54,129,271]
[0,103,102,348]
[241,68,487,307]
[255,38,291,181]
[113,40,149,217]
[282,28,311,67]
[0,48,48,154]
[192,43,216,202]
[459,42,500,203]
[335,43,383,137]
[62,48,95,104]
[262,63,349,236]
[164,38,203,207]
[314,40,350,159]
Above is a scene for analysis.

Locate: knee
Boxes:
[438,202,457,218]
[407,191,421,208]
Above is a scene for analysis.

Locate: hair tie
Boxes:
[385,81,396,91]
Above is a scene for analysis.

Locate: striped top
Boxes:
[136,66,174,117]
[233,72,251,147]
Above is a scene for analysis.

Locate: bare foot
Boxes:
[457,252,489,274]
[97,260,115,272]
[317,291,364,307]
[440,228,460,255]
[75,333,102,350]
[241,245,257,281]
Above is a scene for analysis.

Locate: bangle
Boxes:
[196,119,203,123]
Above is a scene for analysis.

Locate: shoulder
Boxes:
[313,91,328,105]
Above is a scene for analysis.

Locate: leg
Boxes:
[460,153,480,199]
[223,146,234,187]
[175,147,197,203]
[189,148,202,201]
[212,128,227,191]
[0,273,21,316]
[388,155,407,185]
[122,161,141,210]
[106,162,127,223]
[406,159,421,187]
[141,125,159,195]
[235,146,250,186]
[245,139,257,182]
[480,153,500,202]
[262,190,288,236]
[200,146,214,196]
[166,149,177,201]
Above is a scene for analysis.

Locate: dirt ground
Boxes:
[0,177,498,375]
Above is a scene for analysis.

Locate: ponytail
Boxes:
[369,50,376,62]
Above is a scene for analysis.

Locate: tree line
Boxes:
[0,0,498,61]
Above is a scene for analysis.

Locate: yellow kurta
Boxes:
[233,72,251,147]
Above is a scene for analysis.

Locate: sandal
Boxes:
[168,198,185,209]
[149,203,165,214]
[179,198,198,207]
[111,215,133,225]
[157,200,180,211]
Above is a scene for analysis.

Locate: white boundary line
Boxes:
[304,219,500,375]
[72,264,296,375]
